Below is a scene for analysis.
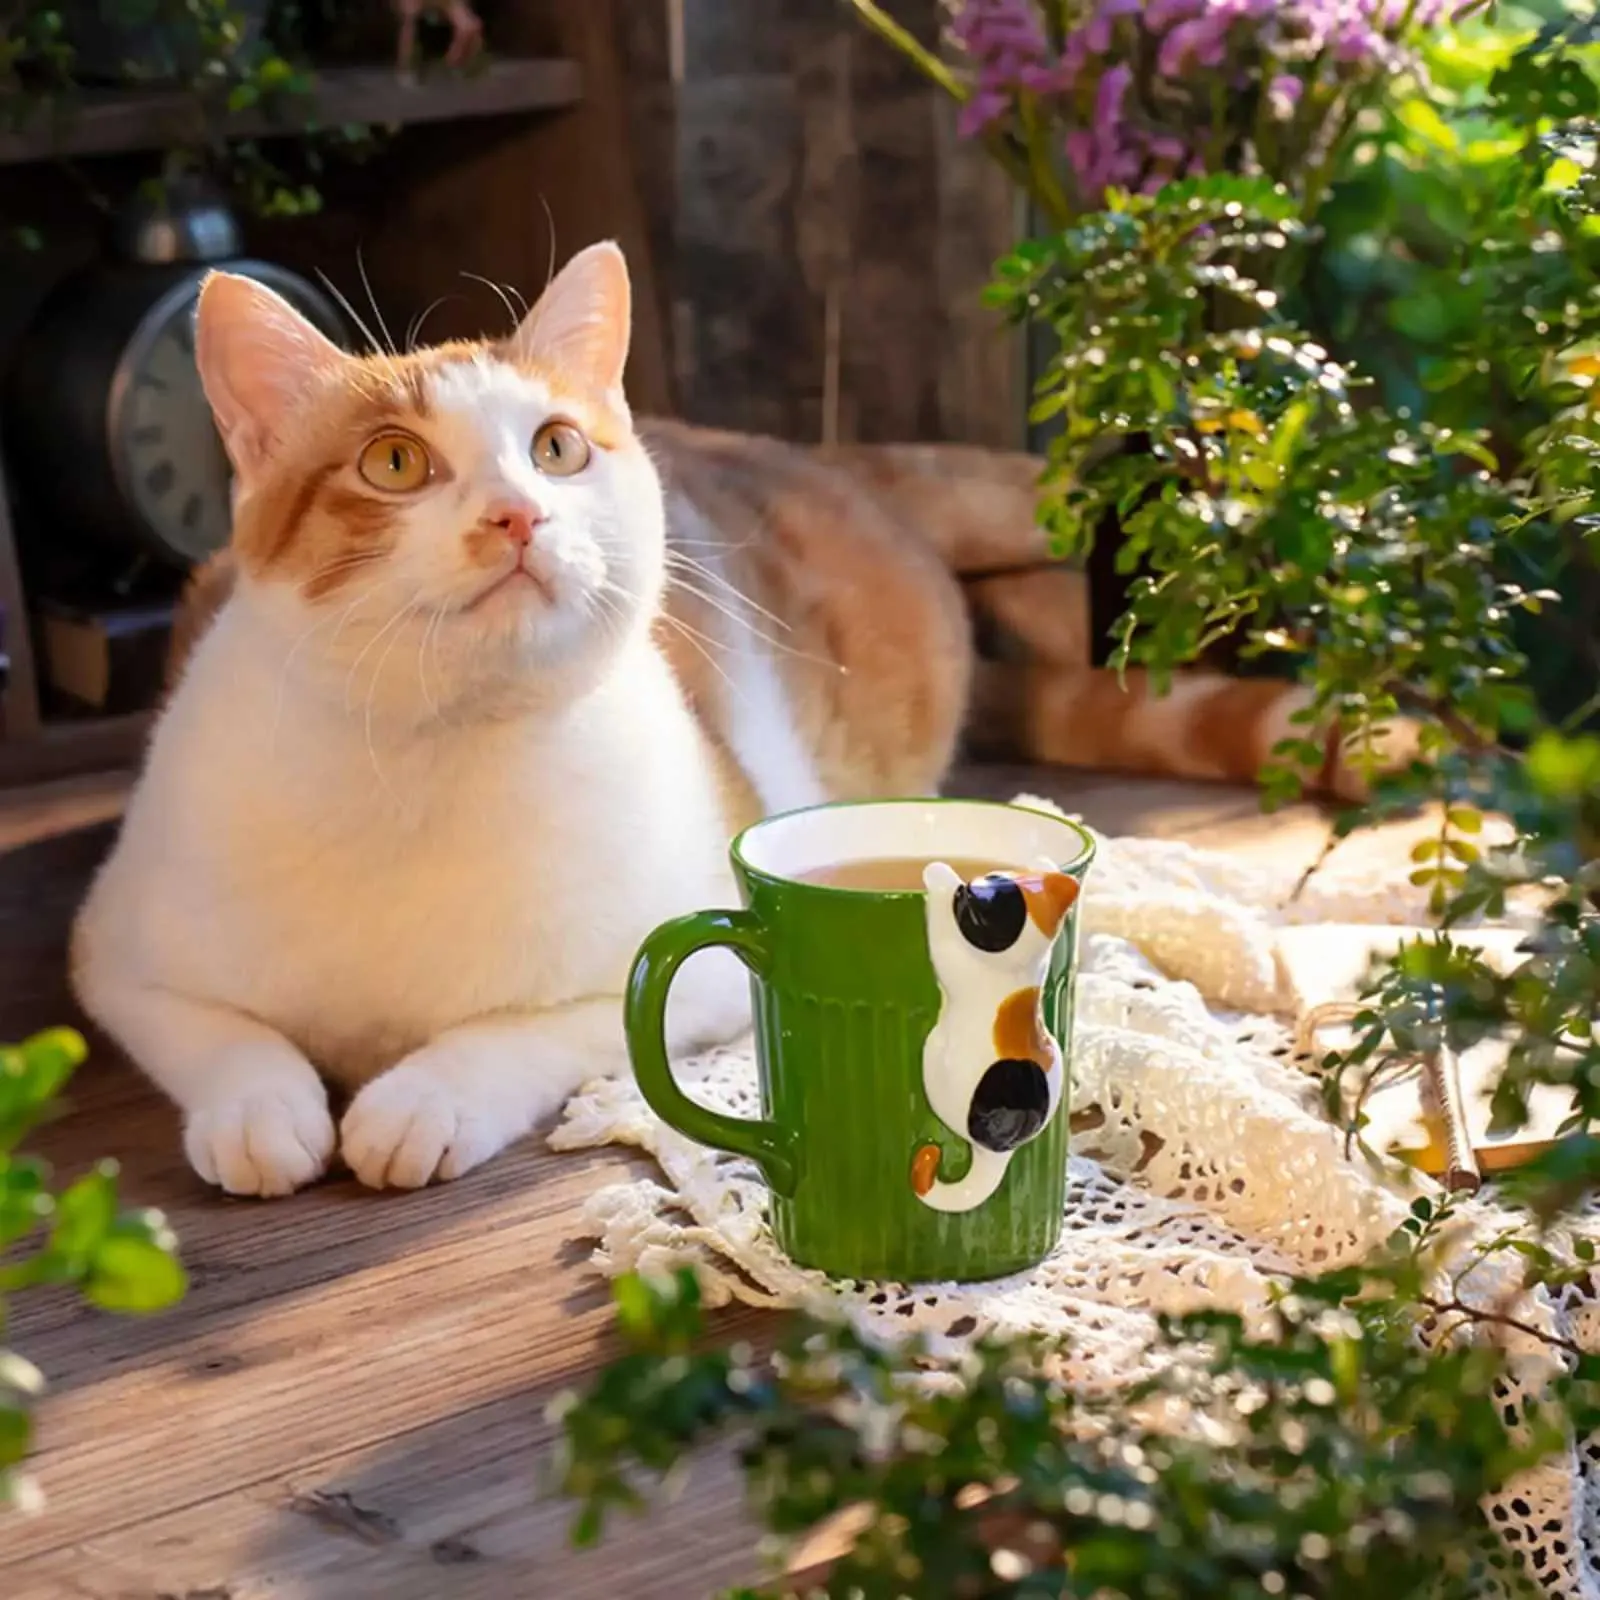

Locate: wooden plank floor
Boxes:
[0,763,1420,1599]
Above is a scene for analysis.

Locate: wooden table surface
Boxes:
[0,764,1433,1600]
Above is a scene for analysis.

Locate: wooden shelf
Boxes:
[0,57,583,166]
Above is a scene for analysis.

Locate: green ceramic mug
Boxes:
[625,799,1095,1283]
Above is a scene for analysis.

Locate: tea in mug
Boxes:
[794,856,1025,893]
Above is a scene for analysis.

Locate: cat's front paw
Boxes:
[185,1078,336,1197]
[339,1056,509,1190]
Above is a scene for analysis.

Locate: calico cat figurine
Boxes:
[911,863,1078,1213]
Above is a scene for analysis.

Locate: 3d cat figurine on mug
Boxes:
[74,236,1404,1199]
[913,862,1078,1214]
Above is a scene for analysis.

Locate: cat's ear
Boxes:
[508,241,631,401]
[1020,871,1080,937]
[196,271,347,480]
[923,860,964,898]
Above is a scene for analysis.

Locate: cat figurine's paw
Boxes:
[339,1050,512,1189]
[184,1066,337,1197]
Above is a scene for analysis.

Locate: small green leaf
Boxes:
[0,1158,51,1248]
[84,1234,187,1314]
[0,1407,30,1472]
[49,1165,118,1263]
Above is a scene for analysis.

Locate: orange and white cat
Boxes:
[73,241,1397,1199]
[74,244,767,1196]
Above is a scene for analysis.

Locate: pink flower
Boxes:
[946,0,1071,133]
[1094,62,1132,146]
[1157,12,1235,75]
[1065,128,1096,192]
[958,87,1012,137]
[1268,72,1304,119]
[1084,0,1143,54]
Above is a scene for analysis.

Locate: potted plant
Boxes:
[845,0,1495,669]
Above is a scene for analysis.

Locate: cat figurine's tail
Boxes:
[911,1141,1014,1212]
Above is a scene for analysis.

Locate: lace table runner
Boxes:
[552,797,1597,1597]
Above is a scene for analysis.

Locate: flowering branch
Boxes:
[850,0,1455,225]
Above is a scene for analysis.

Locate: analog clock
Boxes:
[3,183,346,571]
[111,275,236,564]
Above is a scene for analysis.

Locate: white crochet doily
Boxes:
[552,796,1598,1597]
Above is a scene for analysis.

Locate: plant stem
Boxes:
[841,0,1069,226]
[1289,821,1347,904]
[1420,1295,1586,1361]
[840,0,969,104]
[1018,92,1077,228]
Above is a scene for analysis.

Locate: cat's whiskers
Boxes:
[461,271,525,336]
[301,550,390,591]
[637,589,742,701]
[357,247,399,358]
[661,573,841,672]
[588,583,642,654]
[415,604,447,724]
[315,269,406,392]
[343,593,422,714]
[539,196,558,293]
[406,296,459,352]
[667,532,760,555]
[664,548,790,630]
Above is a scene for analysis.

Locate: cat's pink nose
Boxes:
[486,501,542,549]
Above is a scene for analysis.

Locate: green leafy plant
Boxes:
[1,1028,186,1511]
[556,1266,1600,1599]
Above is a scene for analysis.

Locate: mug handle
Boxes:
[625,909,800,1198]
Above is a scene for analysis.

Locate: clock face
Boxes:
[111,284,234,565]
[105,267,343,566]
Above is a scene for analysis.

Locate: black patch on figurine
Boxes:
[967,1058,1051,1152]
[953,875,1027,953]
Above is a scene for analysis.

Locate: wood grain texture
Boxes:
[0,60,584,167]
[619,0,1025,449]
[0,763,1435,1597]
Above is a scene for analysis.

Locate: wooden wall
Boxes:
[617,0,1026,449]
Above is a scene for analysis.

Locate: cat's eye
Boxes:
[531,419,591,478]
[357,431,433,493]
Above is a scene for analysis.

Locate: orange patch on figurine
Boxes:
[910,1142,942,1198]
[1018,871,1079,937]
[992,985,1052,1069]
